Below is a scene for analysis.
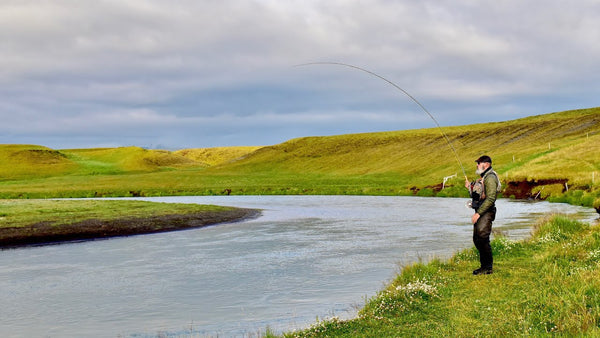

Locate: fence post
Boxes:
[442,174,457,190]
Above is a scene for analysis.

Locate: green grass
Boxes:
[277,215,600,337]
[0,107,599,206]
[0,144,77,179]
[61,146,199,174]
[0,199,232,228]
[174,146,264,166]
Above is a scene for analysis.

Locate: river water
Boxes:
[0,196,597,337]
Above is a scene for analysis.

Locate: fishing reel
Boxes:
[466,199,482,210]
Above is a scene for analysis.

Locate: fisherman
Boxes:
[464,155,501,275]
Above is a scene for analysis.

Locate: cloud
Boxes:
[1,0,599,149]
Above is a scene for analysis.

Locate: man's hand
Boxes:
[471,213,480,224]
[464,178,471,189]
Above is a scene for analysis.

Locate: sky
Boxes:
[1,0,599,150]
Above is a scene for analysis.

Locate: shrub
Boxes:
[581,193,595,207]
[593,198,600,211]
[416,188,434,197]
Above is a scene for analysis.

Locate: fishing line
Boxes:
[294,61,468,180]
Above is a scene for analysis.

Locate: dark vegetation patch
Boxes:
[424,182,445,192]
[0,208,260,248]
[11,149,68,164]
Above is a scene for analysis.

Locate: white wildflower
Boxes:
[395,279,438,297]
[587,249,600,261]
[537,230,563,244]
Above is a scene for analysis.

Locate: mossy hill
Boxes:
[0,107,599,206]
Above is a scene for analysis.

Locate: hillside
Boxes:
[0,145,264,179]
[208,107,599,197]
[219,108,598,177]
[0,107,598,202]
[0,144,76,179]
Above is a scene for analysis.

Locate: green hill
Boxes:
[207,107,599,198]
[0,144,76,179]
[219,108,598,179]
[0,146,203,179]
[0,107,598,203]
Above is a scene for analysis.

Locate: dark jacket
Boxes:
[476,167,500,215]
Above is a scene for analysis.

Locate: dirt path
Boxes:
[0,208,260,248]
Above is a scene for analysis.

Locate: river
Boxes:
[0,196,597,337]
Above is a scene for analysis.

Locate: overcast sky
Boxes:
[1,1,599,149]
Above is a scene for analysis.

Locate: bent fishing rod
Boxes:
[294,61,468,180]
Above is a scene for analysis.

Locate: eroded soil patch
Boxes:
[503,179,569,199]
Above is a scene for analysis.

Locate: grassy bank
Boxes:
[0,199,258,247]
[277,215,600,337]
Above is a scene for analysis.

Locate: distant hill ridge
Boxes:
[0,145,263,179]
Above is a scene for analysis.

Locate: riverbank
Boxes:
[0,199,260,248]
[279,215,600,337]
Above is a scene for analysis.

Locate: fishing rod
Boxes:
[294,61,468,180]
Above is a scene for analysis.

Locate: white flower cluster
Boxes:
[297,316,343,337]
[494,236,517,252]
[370,278,439,316]
[395,279,439,296]
[568,265,596,275]
[536,229,564,244]
[587,249,600,261]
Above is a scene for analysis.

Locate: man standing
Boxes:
[465,155,500,275]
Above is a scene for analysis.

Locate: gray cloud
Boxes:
[1,0,599,149]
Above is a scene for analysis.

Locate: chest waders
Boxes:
[469,169,501,274]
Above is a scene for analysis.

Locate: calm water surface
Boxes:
[0,196,597,337]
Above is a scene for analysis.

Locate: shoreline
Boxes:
[286,214,600,337]
[0,207,261,249]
